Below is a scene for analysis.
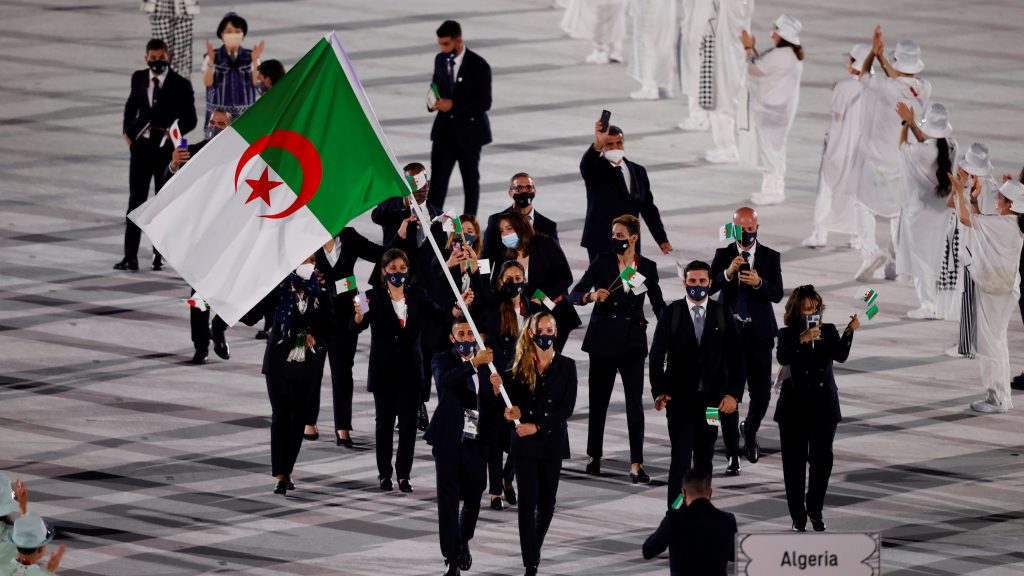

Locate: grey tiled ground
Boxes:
[1,0,1023,575]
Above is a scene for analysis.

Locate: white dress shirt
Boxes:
[451,45,466,82]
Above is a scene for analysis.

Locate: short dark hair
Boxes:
[380,248,409,275]
[451,316,471,332]
[258,59,286,85]
[436,20,462,39]
[612,214,640,238]
[210,107,233,121]
[783,285,826,327]
[683,260,711,278]
[509,172,532,187]
[608,125,624,138]
[16,546,42,556]
[403,162,426,173]
[683,468,711,495]
[217,12,248,38]
[146,38,168,53]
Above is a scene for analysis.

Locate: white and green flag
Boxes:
[130,32,408,325]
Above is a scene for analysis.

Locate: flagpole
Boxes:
[408,197,521,425]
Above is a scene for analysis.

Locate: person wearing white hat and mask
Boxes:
[561,0,629,65]
[892,102,957,319]
[949,173,1024,413]
[851,27,932,282]
[0,476,29,569]
[4,513,66,576]
[704,0,755,164]
[627,0,678,100]
[803,44,873,249]
[739,14,804,205]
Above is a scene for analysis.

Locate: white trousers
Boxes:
[913,276,937,312]
[687,96,709,123]
[709,110,737,152]
[855,203,898,262]
[976,290,1016,408]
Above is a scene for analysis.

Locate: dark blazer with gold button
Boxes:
[503,355,577,461]
[774,324,853,424]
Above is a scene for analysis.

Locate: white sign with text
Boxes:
[736,533,880,576]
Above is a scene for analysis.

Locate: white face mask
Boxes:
[295,263,315,280]
[604,149,625,164]
[222,32,244,50]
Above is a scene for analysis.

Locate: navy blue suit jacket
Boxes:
[430,49,492,148]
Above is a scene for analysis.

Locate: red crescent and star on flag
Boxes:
[233,130,323,220]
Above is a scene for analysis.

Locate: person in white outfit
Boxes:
[803,45,873,249]
[704,0,755,164]
[678,0,714,130]
[852,27,932,282]
[562,0,629,65]
[949,174,1024,413]
[740,14,804,205]
[628,0,678,100]
[893,102,956,319]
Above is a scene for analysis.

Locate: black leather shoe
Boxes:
[113,258,139,271]
[273,480,288,495]
[490,496,504,510]
[458,544,472,571]
[503,482,517,505]
[725,456,741,476]
[524,567,538,576]
[255,329,268,340]
[442,560,460,576]
[398,479,413,493]
[630,467,650,484]
[152,254,163,271]
[741,421,760,464]
[212,333,230,360]
[287,481,295,491]
[1012,372,1024,391]
[417,402,430,431]
[585,458,601,476]
[809,517,826,532]
[336,431,354,448]
[191,349,208,365]
[379,477,393,491]
[303,427,319,441]
[792,523,806,532]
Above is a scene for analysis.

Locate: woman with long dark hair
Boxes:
[740,14,805,205]
[775,285,860,532]
[893,101,957,319]
[500,311,577,576]
[949,173,1024,413]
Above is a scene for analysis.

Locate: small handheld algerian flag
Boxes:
[719,222,743,242]
[705,407,720,427]
[130,33,409,325]
[671,493,685,510]
[336,275,357,293]
[865,303,879,320]
[533,289,556,311]
[183,295,209,311]
[407,171,428,192]
[433,211,463,233]
[862,289,878,307]
[430,82,440,99]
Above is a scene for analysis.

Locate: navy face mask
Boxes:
[463,234,477,247]
[741,230,758,247]
[454,340,476,357]
[385,271,407,287]
[533,334,556,351]
[686,284,709,302]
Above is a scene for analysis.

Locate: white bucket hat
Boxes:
[0,475,17,517]
[892,40,924,74]
[9,513,53,549]
[918,103,952,139]
[999,180,1024,214]
[774,14,802,45]
[849,43,871,69]
[959,143,993,177]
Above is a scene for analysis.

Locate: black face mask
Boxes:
[501,282,528,299]
[612,238,630,255]
[741,230,758,247]
[513,193,535,209]
[205,126,225,141]
[148,60,169,74]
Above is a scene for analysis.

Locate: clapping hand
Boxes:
[206,40,216,64]
[895,102,915,123]
[13,479,28,514]
[740,29,755,49]
[46,545,66,574]
[252,40,266,61]
[872,25,884,56]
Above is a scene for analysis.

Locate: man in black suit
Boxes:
[481,173,559,267]
[117,38,197,271]
[710,207,784,473]
[426,319,494,576]
[427,20,492,216]
[580,118,672,263]
[166,107,233,364]
[650,260,744,506]
[642,468,737,576]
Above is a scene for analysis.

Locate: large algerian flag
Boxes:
[130,32,408,325]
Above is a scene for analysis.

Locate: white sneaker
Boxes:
[585,51,610,65]
[705,148,739,164]
[855,251,887,282]
[906,306,938,320]
[751,193,784,206]
[802,230,828,248]
[970,399,1008,413]
[884,262,897,281]
[608,50,624,63]
[678,118,710,132]
[848,236,862,250]
[630,87,659,100]
[944,346,963,358]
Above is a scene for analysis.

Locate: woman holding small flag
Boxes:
[240,252,335,496]
[775,285,859,532]
[353,248,472,492]
[500,311,578,576]
[570,214,665,481]
[495,212,580,352]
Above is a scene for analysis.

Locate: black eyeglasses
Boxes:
[511,185,535,192]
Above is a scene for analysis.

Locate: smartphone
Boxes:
[452,239,463,253]
[807,314,820,329]
[739,262,751,274]
[599,109,611,133]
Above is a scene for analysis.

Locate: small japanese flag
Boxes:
[167,119,182,148]
[533,289,556,311]
[183,295,209,311]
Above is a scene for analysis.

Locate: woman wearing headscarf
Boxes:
[893,102,956,319]
[949,173,1024,413]
[202,12,264,123]
[740,14,805,205]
